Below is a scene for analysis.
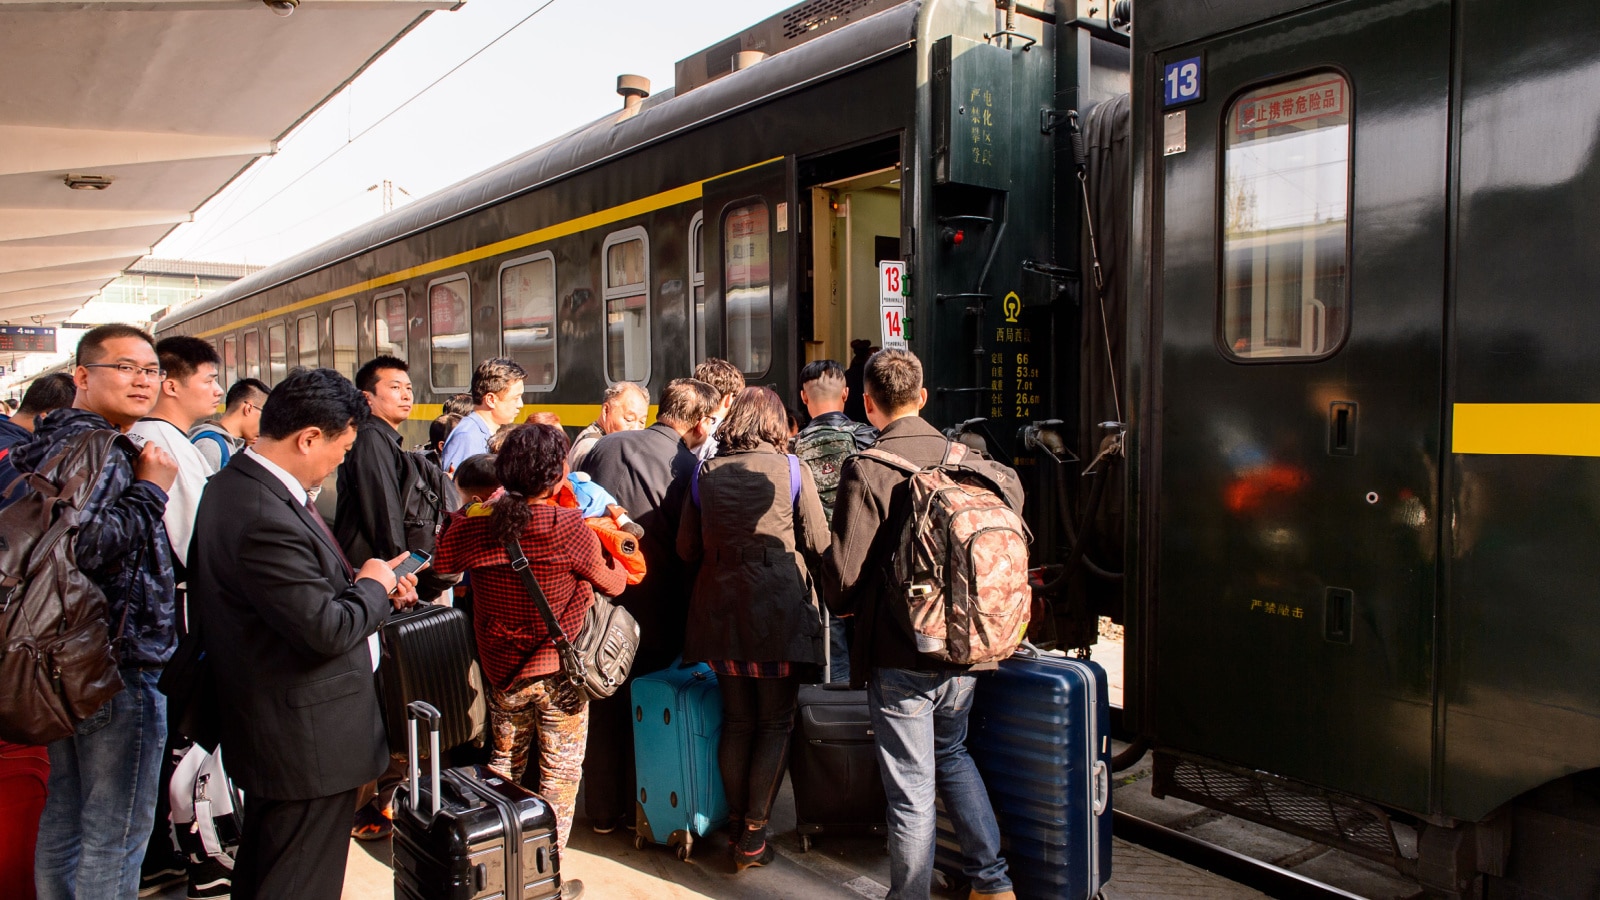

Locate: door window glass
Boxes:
[267,323,287,385]
[222,336,237,388]
[242,330,261,381]
[500,254,557,389]
[429,276,472,389]
[603,228,650,383]
[297,315,318,369]
[375,291,407,363]
[690,213,706,364]
[331,305,358,381]
[723,202,772,377]
[1222,72,1351,360]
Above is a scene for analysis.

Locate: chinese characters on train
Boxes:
[1248,599,1305,619]
[1234,79,1345,135]
[969,87,996,169]
[990,326,1038,420]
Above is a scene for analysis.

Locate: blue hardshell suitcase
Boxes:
[629,662,728,860]
[938,647,1112,899]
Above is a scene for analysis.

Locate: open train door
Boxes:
[702,159,797,403]
[1143,0,1450,822]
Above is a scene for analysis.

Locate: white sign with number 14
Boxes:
[879,260,907,350]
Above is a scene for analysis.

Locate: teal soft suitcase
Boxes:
[629,662,728,860]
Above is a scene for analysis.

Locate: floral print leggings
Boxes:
[488,674,589,851]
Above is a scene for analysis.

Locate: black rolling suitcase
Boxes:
[789,683,887,851]
[378,603,487,755]
[394,702,563,900]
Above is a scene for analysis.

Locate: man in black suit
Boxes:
[575,376,717,832]
[188,368,418,899]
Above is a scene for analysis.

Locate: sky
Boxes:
[153,0,799,267]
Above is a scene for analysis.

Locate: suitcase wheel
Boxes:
[800,834,812,853]
[633,834,647,851]
[672,832,693,861]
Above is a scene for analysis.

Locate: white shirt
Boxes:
[244,449,381,671]
[128,417,212,570]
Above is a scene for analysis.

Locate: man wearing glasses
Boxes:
[189,377,270,473]
[8,324,181,899]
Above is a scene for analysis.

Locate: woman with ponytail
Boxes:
[433,423,627,859]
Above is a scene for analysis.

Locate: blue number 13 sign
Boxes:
[1163,56,1203,108]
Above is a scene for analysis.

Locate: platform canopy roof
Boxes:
[0,0,459,325]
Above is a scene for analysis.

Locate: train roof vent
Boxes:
[674,0,905,95]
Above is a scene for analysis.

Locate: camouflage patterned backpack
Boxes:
[793,421,874,523]
[859,442,1032,666]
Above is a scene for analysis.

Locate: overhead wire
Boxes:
[189,0,562,257]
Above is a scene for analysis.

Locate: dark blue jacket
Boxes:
[0,414,30,509]
[10,409,176,667]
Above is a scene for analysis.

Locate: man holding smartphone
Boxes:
[188,368,419,900]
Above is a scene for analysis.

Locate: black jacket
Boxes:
[11,409,175,667]
[189,453,391,801]
[333,417,406,566]
[579,422,698,670]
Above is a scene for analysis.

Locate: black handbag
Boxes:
[502,536,640,700]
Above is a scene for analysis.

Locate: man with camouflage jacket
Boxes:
[793,359,875,683]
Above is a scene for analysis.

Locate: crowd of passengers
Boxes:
[0,324,1020,900]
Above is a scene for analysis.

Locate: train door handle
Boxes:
[1329,402,1358,456]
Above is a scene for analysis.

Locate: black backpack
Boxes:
[400,449,461,596]
[0,431,131,743]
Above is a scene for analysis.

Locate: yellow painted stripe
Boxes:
[1453,403,1600,456]
[408,403,657,426]
[193,157,785,340]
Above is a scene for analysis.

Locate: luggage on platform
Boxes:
[0,740,48,900]
[377,603,487,756]
[629,661,727,860]
[789,683,887,851]
[393,701,562,900]
[936,646,1111,900]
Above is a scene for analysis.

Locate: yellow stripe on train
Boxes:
[407,403,658,425]
[1453,403,1600,457]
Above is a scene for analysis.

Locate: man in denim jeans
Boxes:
[824,349,1016,900]
[9,324,180,900]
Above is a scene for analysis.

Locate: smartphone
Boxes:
[392,550,430,579]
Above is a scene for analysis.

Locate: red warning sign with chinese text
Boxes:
[1235,78,1345,135]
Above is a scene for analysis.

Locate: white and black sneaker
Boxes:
[186,857,233,900]
[137,863,185,898]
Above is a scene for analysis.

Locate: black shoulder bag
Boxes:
[502,536,640,701]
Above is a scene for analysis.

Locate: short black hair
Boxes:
[469,357,526,404]
[76,323,155,366]
[453,453,499,496]
[444,393,476,417]
[155,336,221,383]
[17,373,76,416]
[225,378,272,411]
[864,349,923,412]
[356,355,408,394]
[799,359,845,386]
[258,368,368,442]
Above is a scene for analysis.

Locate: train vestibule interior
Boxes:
[802,153,903,368]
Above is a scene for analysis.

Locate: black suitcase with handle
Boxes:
[377,603,487,756]
[393,702,564,900]
[789,683,888,851]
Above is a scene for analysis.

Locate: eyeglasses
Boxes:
[83,363,164,380]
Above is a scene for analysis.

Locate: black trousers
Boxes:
[717,673,800,827]
[581,689,636,822]
[230,789,359,900]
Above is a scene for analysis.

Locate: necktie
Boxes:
[304,496,353,580]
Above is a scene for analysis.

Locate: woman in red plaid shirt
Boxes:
[433,423,628,855]
[678,387,830,871]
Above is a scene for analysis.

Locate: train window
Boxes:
[331,305,358,381]
[242,330,262,381]
[689,212,706,364]
[267,323,288,385]
[723,201,772,377]
[428,275,472,389]
[222,336,237,388]
[297,314,318,369]
[1221,72,1351,361]
[602,227,650,383]
[374,290,407,364]
[499,253,557,390]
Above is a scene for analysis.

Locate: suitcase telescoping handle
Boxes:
[406,700,443,818]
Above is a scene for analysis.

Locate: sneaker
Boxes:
[186,857,233,900]
[138,864,186,898]
[590,817,618,835]
[351,803,393,842]
[560,879,585,899]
